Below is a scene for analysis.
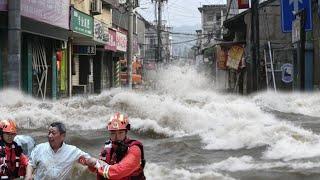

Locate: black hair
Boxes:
[50,122,66,134]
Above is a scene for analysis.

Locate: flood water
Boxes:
[2,65,320,180]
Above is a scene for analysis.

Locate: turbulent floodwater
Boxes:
[1,65,320,179]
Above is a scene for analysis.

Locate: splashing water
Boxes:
[1,65,320,179]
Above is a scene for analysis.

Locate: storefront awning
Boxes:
[21,17,69,41]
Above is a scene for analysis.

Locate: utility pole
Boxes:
[7,0,21,88]
[250,0,259,92]
[157,0,162,63]
[127,0,134,89]
[297,9,306,90]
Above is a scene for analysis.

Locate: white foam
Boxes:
[144,162,235,180]
[1,65,320,161]
[254,91,320,117]
[201,156,320,172]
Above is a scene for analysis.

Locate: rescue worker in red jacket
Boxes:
[96,112,146,180]
[0,119,28,179]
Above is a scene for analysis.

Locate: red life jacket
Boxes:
[0,141,23,179]
[99,139,146,180]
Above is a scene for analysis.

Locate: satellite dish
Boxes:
[119,0,127,4]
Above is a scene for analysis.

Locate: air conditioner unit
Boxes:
[91,0,102,15]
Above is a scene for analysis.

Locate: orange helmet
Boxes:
[107,112,130,131]
[0,119,17,134]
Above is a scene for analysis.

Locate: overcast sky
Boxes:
[137,0,226,28]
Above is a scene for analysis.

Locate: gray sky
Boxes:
[137,0,226,28]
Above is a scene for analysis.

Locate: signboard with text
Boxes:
[73,45,96,55]
[116,31,127,52]
[71,7,93,37]
[94,19,109,44]
[105,29,117,52]
[0,0,69,29]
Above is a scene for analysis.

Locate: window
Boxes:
[207,15,214,22]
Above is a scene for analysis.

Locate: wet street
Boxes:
[2,65,320,180]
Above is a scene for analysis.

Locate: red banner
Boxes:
[238,0,249,9]
[105,29,117,52]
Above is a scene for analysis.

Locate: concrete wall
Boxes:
[95,6,112,26]
[71,0,91,14]
[244,2,293,91]
[137,17,146,59]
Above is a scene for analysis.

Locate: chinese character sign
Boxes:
[71,7,93,37]
[94,19,109,44]
[105,29,117,52]
[116,31,127,52]
[73,45,96,55]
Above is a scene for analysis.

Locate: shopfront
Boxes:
[70,7,95,94]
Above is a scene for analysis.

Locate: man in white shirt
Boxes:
[24,122,97,180]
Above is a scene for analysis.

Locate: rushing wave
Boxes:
[1,65,320,162]
[253,91,320,117]
[198,155,320,172]
[144,163,235,180]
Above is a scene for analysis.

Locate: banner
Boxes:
[226,45,244,70]
[60,50,67,91]
[238,0,249,9]
[105,29,117,52]
[116,31,127,52]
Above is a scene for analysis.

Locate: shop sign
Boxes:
[71,7,93,37]
[73,45,96,55]
[105,29,117,52]
[238,0,249,9]
[116,31,127,52]
[94,19,109,44]
[1,0,69,29]
[281,63,293,83]
[226,45,244,70]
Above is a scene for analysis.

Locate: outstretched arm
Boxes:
[24,165,34,180]
[78,156,98,167]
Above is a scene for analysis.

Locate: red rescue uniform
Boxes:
[0,141,28,179]
[97,139,145,180]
